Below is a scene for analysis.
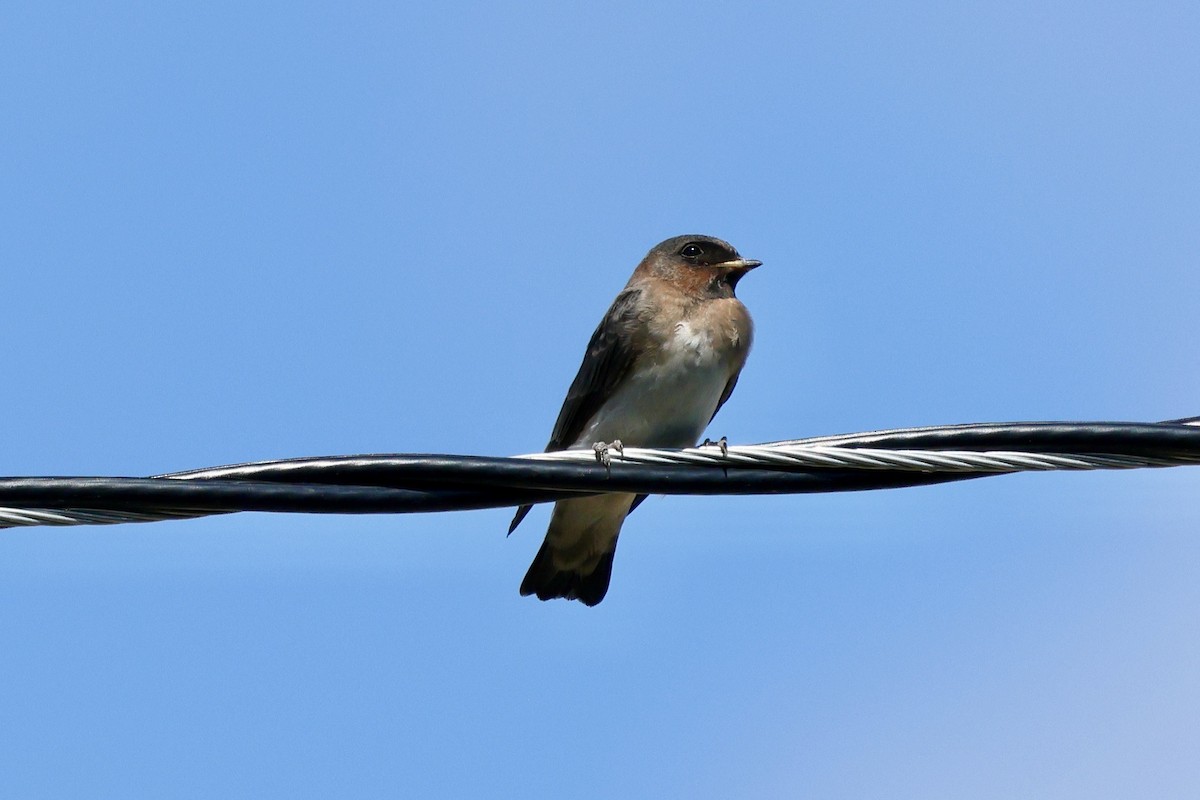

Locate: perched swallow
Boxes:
[510,234,760,606]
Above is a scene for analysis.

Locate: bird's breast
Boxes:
[575,299,752,449]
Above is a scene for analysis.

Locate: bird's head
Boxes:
[635,234,761,297]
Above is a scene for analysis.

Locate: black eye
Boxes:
[680,244,704,260]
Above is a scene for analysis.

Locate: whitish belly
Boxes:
[573,323,736,449]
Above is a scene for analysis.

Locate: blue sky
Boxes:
[3,1,1199,797]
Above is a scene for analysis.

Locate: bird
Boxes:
[510,234,761,606]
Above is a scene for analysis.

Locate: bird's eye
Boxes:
[680,244,704,260]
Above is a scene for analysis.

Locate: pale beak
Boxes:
[720,258,762,272]
[719,258,761,290]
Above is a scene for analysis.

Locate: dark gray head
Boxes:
[634,234,762,295]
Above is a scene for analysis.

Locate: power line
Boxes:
[1,419,1197,528]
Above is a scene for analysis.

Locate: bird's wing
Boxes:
[545,287,646,451]
[508,287,646,534]
[709,373,739,425]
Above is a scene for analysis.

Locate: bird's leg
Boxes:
[592,439,624,468]
[701,436,729,457]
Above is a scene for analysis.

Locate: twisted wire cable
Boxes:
[1,419,1197,529]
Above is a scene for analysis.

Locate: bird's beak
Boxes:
[721,258,762,273]
[719,258,761,290]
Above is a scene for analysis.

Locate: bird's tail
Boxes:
[520,539,616,607]
[517,493,634,607]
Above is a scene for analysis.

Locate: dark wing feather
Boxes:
[508,288,645,534]
[545,287,645,450]
[709,373,739,425]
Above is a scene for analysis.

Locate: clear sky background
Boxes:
[3,2,1199,797]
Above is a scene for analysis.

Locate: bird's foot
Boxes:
[701,435,729,457]
[592,440,624,468]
